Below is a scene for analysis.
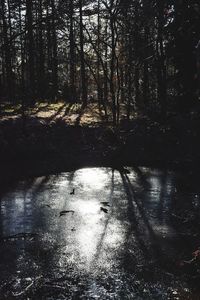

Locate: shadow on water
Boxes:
[131,165,150,190]
[1,167,200,299]
[120,171,162,265]
[156,171,170,222]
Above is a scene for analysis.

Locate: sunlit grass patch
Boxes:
[1,103,22,114]
[0,101,132,126]
[48,102,65,110]
[71,103,82,113]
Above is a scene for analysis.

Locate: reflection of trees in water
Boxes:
[120,171,162,264]
[170,173,200,236]
[1,168,200,298]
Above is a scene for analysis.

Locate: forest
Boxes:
[0,0,199,175]
[0,1,200,299]
[0,0,199,118]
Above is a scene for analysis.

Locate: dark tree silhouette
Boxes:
[0,0,199,121]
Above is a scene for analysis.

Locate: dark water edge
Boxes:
[1,114,200,187]
[1,157,200,203]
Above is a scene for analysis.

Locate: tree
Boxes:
[0,0,199,119]
[79,0,87,106]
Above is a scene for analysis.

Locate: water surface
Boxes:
[0,167,200,299]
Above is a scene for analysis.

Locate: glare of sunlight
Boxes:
[75,168,109,190]
[105,221,125,247]
[150,176,161,192]
[75,200,99,215]
[73,198,126,270]
[72,198,103,266]
[76,212,102,265]
[14,195,28,214]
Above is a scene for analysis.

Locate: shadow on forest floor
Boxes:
[0,102,109,126]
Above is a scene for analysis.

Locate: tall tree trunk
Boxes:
[156,0,166,116]
[38,0,45,99]
[18,0,26,127]
[97,0,102,107]
[79,0,87,106]
[126,38,132,120]
[47,5,52,101]
[110,14,116,125]
[26,0,35,104]
[1,0,12,101]
[143,27,149,108]
[69,0,76,102]
[51,0,58,100]
[143,60,149,107]
[134,3,140,109]
[103,21,108,118]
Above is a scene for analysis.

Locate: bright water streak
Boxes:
[0,167,199,299]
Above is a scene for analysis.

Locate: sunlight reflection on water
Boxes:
[0,167,198,299]
[74,168,110,190]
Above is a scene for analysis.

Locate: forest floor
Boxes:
[0,101,200,186]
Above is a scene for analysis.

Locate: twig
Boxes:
[12,282,34,297]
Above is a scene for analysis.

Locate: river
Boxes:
[0,167,200,299]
